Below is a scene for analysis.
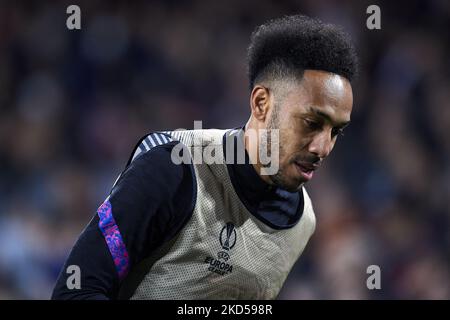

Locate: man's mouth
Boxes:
[294,161,318,181]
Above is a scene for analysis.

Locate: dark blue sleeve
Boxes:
[51,141,196,300]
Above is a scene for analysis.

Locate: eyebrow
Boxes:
[308,106,351,128]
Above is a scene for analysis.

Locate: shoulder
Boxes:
[108,132,197,216]
[114,131,195,190]
[127,132,179,165]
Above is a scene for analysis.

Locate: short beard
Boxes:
[260,105,279,160]
[262,105,303,192]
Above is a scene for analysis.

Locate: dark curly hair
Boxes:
[247,14,358,89]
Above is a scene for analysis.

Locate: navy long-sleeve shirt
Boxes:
[51,128,304,299]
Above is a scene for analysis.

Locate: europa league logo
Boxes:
[220,222,237,251]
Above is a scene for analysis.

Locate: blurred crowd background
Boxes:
[0,0,449,299]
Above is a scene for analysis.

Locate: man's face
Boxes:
[266,70,353,191]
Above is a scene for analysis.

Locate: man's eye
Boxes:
[304,119,321,130]
[332,127,345,137]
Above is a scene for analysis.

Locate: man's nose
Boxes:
[307,130,334,159]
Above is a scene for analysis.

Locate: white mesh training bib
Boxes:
[126,129,316,300]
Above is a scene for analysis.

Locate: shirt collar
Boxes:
[222,126,304,229]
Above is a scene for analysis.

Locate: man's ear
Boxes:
[250,85,271,122]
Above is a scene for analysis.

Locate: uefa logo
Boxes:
[219,222,237,251]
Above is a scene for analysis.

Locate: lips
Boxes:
[296,161,318,171]
[294,161,319,181]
